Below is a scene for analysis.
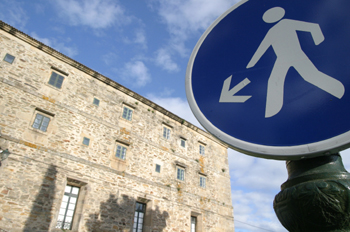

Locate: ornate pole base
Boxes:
[274,154,350,232]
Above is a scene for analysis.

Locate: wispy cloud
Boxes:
[31,32,78,57]
[147,93,201,128]
[53,0,127,29]
[155,48,179,72]
[123,28,148,49]
[152,0,239,56]
[229,148,350,232]
[121,61,151,87]
[228,150,288,232]
[0,0,28,29]
[102,52,119,66]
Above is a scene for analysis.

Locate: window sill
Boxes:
[44,82,63,91]
[28,127,49,135]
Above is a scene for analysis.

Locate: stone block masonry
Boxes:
[0,20,234,232]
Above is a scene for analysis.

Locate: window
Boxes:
[48,72,65,89]
[199,144,205,156]
[163,126,171,140]
[32,113,50,132]
[82,137,90,146]
[199,176,206,188]
[133,202,146,232]
[177,167,185,181]
[180,138,186,148]
[191,216,197,232]
[115,145,127,160]
[93,98,100,106]
[155,164,161,173]
[56,185,80,230]
[122,106,133,121]
[4,53,15,64]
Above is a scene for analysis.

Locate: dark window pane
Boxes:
[48,72,65,89]
[4,54,15,64]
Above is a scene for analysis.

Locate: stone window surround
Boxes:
[52,177,88,232]
[180,137,186,148]
[32,113,51,132]
[153,159,163,176]
[162,123,173,140]
[155,164,161,173]
[121,102,135,121]
[113,139,130,161]
[175,161,187,182]
[93,97,100,106]
[56,185,80,230]
[3,53,15,64]
[176,166,185,181]
[29,108,55,134]
[46,66,69,90]
[135,197,152,231]
[199,175,206,188]
[133,202,146,231]
[82,137,90,146]
[199,142,206,156]
[190,211,203,232]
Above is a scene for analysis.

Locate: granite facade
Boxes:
[0,21,234,232]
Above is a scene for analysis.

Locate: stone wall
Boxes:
[0,21,234,232]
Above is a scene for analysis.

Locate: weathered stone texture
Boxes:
[0,21,234,231]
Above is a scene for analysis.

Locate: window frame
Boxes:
[30,108,54,133]
[3,53,15,64]
[199,175,206,188]
[115,144,127,160]
[82,137,90,146]
[176,166,185,181]
[122,105,133,121]
[32,113,51,132]
[133,202,146,232]
[180,138,186,148]
[199,144,205,156]
[55,185,80,230]
[155,164,161,173]
[191,216,197,232]
[48,71,65,89]
[93,97,100,106]
[163,126,171,140]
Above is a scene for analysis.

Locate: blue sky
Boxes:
[2,1,350,231]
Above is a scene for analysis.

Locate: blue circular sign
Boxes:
[186,0,350,159]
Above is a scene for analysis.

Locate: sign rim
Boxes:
[185,0,350,160]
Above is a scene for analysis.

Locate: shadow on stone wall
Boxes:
[23,164,57,232]
[86,194,169,232]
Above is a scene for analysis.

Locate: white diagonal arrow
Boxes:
[219,76,252,103]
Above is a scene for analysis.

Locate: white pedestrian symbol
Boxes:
[246,7,345,118]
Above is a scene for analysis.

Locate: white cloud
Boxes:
[229,148,350,232]
[152,0,240,56]
[232,190,286,232]
[123,29,148,49]
[121,61,151,87]
[0,0,28,29]
[134,29,147,47]
[147,93,201,128]
[31,32,78,57]
[155,48,179,72]
[229,150,288,232]
[229,150,287,191]
[102,52,119,66]
[54,0,126,29]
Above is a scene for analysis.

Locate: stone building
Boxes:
[0,21,234,232]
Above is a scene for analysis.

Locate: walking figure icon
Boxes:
[247,7,345,118]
